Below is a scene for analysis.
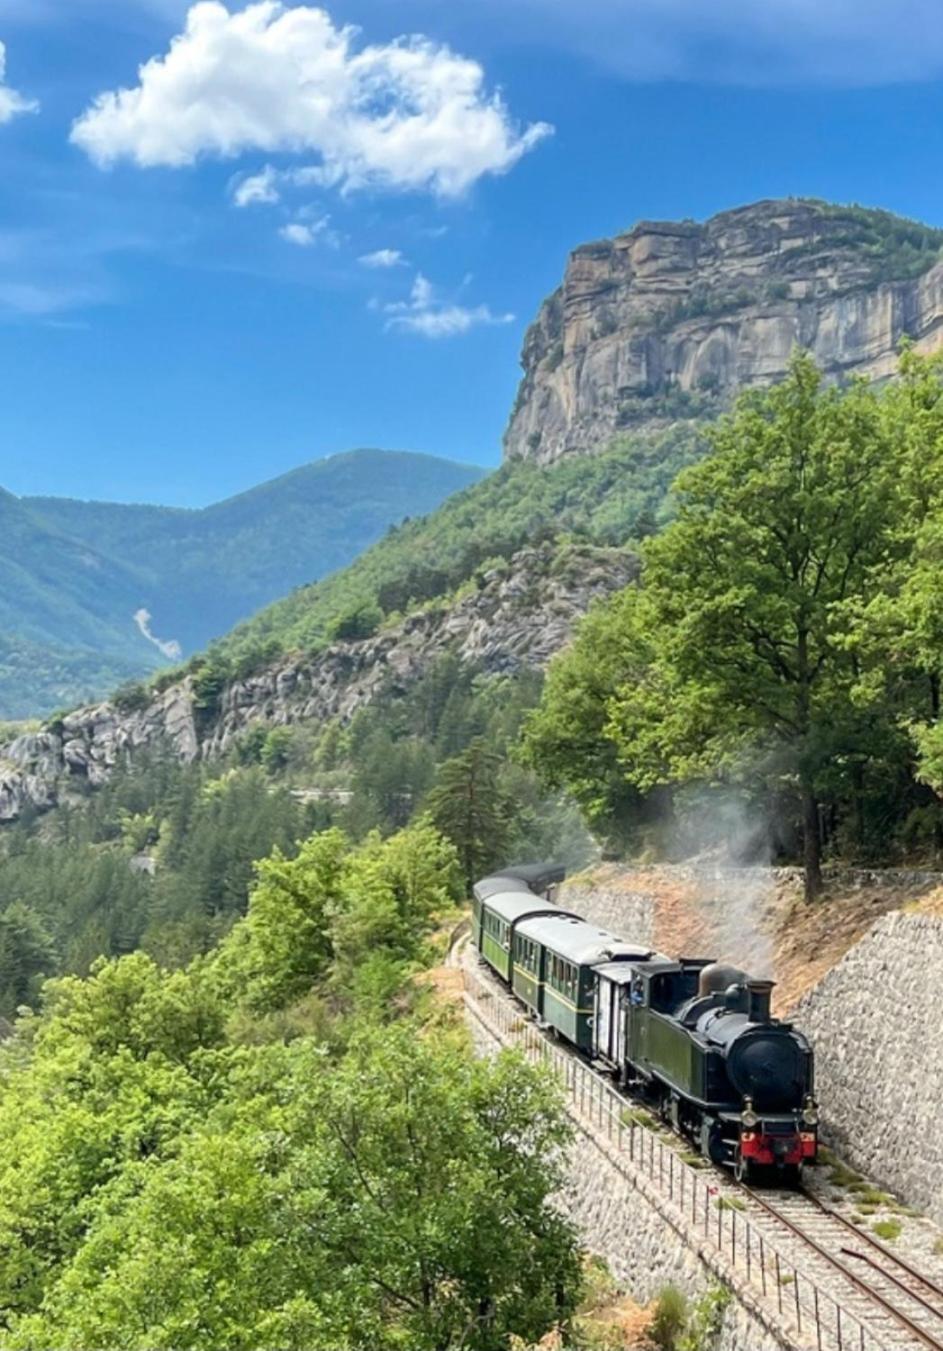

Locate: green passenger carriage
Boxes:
[514,915,653,1051]
[472,864,819,1183]
[471,867,570,985]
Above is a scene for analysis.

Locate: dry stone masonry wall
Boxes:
[798,911,943,1227]
[464,966,799,1351]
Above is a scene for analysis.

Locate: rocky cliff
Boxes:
[505,198,943,465]
[0,543,634,822]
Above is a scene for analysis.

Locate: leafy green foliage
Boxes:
[0,758,318,1003]
[328,600,383,641]
[812,201,943,283]
[209,424,705,677]
[0,824,582,1351]
[649,1286,689,1350]
[526,352,943,891]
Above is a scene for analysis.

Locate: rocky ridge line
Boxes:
[0,543,634,822]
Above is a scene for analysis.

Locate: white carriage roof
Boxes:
[482,892,573,925]
[515,913,654,967]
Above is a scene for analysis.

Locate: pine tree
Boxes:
[425,738,512,890]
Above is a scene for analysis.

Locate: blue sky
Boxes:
[3,0,943,505]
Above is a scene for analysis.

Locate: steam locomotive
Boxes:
[472,864,818,1184]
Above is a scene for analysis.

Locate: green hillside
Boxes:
[1,450,483,717]
[203,424,704,679]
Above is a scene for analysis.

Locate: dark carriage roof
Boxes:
[495,862,566,891]
[516,913,655,968]
[473,863,566,902]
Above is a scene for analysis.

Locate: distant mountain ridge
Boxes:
[0,450,485,718]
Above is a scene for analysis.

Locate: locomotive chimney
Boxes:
[747,980,775,1023]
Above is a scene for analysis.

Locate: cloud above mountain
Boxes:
[382,273,513,339]
[70,1,552,195]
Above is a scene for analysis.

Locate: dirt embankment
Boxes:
[563,862,943,1013]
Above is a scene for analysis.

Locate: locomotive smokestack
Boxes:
[747,980,775,1023]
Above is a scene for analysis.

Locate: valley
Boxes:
[0,449,483,719]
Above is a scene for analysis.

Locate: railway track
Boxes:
[461,945,943,1351]
[737,1186,943,1351]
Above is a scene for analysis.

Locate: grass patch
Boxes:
[828,1160,864,1189]
[679,1150,708,1170]
[872,1219,902,1242]
[622,1107,657,1130]
[847,1183,895,1206]
[715,1197,746,1213]
[649,1285,688,1351]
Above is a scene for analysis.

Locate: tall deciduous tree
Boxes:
[528,354,911,899]
[611,354,900,897]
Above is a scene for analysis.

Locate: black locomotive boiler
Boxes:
[472,865,818,1184]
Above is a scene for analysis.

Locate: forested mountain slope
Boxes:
[0,419,704,817]
[1,450,482,718]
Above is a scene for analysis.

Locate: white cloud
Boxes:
[232,164,280,206]
[71,2,552,195]
[0,41,38,123]
[359,248,406,269]
[278,212,336,247]
[383,272,514,339]
[492,0,943,85]
[278,221,318,246]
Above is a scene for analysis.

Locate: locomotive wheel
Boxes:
[701,1121,728,1169]
[734,1149,750,1184]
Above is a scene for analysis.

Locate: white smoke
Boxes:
[671,787,778,980]
[133,609,182,662]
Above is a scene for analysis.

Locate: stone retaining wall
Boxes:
[797,910,943,1227]
[466,998,798,1351]
[559,879,656,947]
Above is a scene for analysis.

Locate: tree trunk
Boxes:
[801,785,823,901]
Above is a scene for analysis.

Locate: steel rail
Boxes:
[740,1185,943,1351]
[460,945,943,1351]
[797,1191,943,1307]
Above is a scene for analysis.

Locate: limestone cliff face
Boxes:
[505,199,943,465]
[0,543,634,822]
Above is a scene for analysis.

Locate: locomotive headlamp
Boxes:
[741,1097,759,1129]
[802,1096,819,1128]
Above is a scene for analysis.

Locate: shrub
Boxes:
[112,682,151,714]
[649,1285,688,1350]
[328,602,383,642]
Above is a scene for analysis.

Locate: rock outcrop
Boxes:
[0,543,634,822]
[505,198,943,465]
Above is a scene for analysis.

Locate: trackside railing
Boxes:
[463,963,893,1351]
